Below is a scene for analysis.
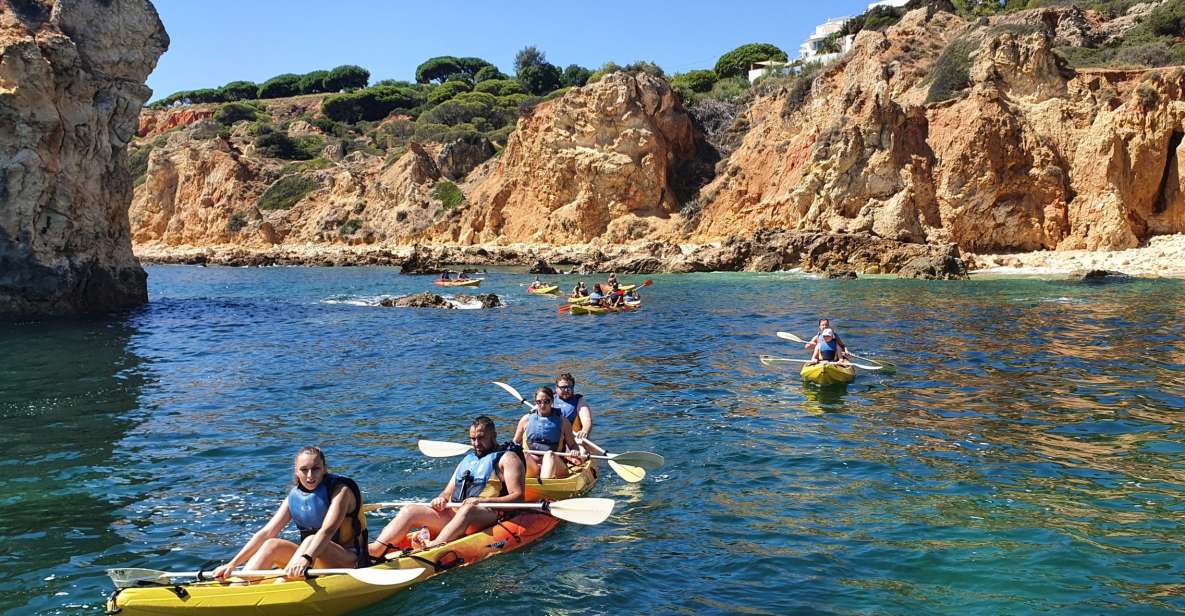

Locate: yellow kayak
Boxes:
[434,279,481,287]
[799,362,856,385]
[528,285,559,295]
[107,463,599,616]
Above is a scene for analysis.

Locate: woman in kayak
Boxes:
[513,386,585,479]
[805,319,847,358]
[571,281,588,297]
[808,329,849,365]
[212,446,368,580]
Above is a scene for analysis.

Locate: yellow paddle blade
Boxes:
[492,381,528,405]
[608,460,646,483]
[609,451,664,470]
[547,497,616,525]
[417,439,472,457]
[776,331,808,344]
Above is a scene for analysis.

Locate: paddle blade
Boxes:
[776,331,807,344]
[492,381,527,404]
[609,451,664,470]
[108,568,183,588]
[607,459,646,483]
[362,501,426,514]
[558,305,571,313]
[641,279,653,287]
[346,566,426,586]
[547,498,616,525]
[760,355,809,365]
[418,439,472,458]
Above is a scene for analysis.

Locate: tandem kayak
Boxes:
[569,303,638,315]
[107,464,599,616]
[434,279,481,287]
[528,285,559,295]
[799,362,856,385]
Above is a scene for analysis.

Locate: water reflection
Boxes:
[0,318,147,613]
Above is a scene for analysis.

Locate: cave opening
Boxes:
[1154,131,1184,215]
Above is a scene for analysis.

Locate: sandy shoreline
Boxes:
[134,233,1185,279]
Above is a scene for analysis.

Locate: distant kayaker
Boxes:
[528,275,543,291]
[805,319,847,358]
[809,328,849,365]
[553,372,593,441]
[439,271,451,281]
[572,281,589,297]
[368,416,525,557]
[513,386,586,479]
[212,446,369,580]
[457,271,469,280]
[587,286,605,306]
[607,272,619,289]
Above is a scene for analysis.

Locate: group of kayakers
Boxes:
[437,270,471,281]
[210,373,597,580]
[568,273,640,308]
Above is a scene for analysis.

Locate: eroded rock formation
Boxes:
[1,0,168,318]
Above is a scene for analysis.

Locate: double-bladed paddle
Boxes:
[759,355,883,371]
[361,497,615,525]
[417,439,663,469]
[107,565,426,588]
[774,331,892,371]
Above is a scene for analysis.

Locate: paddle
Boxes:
[107,565,426,588]
[560,279,652,313]
[759,355,883,371]
[361,497,615,525]
[775,331,890,369]
[576,438,646,482]
[416,439,663,469]
[490,381,665,472]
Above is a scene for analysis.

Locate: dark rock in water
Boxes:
[455,293,501,308]
[528,259,558,275]
[436,134,495,181]
[1079,269,1131,283]
[896,245,969,280]
[380,292,452,308]
[399,246,442,275]
[826,269,858,279]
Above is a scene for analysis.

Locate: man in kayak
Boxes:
[571,281,588,297]
[457,271,470,280]
[213,447,369,580]
[513,386,586,479]
[368,416,525,556]
[804,319,847,359]
[553,373,593,441]
[439,270,451,281]
[808,328,849,365]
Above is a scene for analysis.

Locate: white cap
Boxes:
[821,328,834,337]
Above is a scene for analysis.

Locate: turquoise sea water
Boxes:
[2,266,1185,615]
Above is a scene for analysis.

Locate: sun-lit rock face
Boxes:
[0,0,168,318]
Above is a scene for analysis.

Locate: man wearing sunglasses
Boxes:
[552,373,593,442]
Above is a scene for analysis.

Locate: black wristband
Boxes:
[300,554,314,565]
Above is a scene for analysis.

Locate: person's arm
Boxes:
[431,470,457,511]
[213,500,291,579]
[575,400,593,441]
[804,335,818,350]
[284,485,354,577]
[810,344,822,364]
[512,414,527,446]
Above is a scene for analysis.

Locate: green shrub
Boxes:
[514,46,546,73]
[299,70,329,94]
[432,180,464,209]
[258,74,303,99]
[257,175,317,210]
[517,63,562,95]
[416,56,464,83]
[926,37,977,103]
[227,211,248,233]
[220,81,257,101]
[474,65,508,82]
[561,64,592,87]
[1146,1,1185,37]
[214,102,263,125]
[714,43,788,79]
[703,76,751,103]
[414,122,481,143]
[587,61,622,84]
[279,157,334,175]
[427,80,473,106]
[253,127,322,160]
[324,65,370,91]
[338,219,363,235]
[322,86,420,123]
[129,142,155,186]
[672,69,718,94]
[474,79,526,96]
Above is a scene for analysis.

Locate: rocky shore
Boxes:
[969,234,1185,277]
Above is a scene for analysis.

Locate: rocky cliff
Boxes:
[127,4,1185,276]
[0,0,167,318]
[694,6,1185,252]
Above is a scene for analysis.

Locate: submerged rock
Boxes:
[1078,269,1132,283]
[454,293,501,308]
[379,291,500,309]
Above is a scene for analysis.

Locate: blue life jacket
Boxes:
[818,337,838,361]
[526,411,563,452]
[286,473,368,564]
[552,394,583,426]
[451,449,507,502]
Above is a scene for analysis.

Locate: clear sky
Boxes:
[146,1,881,98]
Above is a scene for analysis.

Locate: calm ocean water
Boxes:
[2,266,1184,615]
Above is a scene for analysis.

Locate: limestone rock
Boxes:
[528,259,558,274]
[1,0,168,318]
[436,134,495,181]
[380,292,451,308]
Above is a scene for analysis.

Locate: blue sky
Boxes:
[146,1,881,98]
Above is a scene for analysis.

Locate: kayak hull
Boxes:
[434,279,481,287]
[108,464,598,616]
[800,362,856,385]
[569,304,637,315]
[528,285,559,295]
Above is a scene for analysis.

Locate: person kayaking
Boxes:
[571,281,588,297]
[804,319,847,358]
[457,271,469,280]
[607,272,618,288]
[587,285,605,307]
[553,373,593,441]
[513,386,585,479]
[808,328,849,366]
[212,446,369,581]
[439,270,452,281]
[368,416,525,557]
[528,275,544,291]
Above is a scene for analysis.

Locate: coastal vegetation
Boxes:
[257,175,318,210]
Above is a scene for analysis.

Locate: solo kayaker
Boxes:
[212,446,369,580]
[368,416,525,557]
[528,275,543,291]
[805,319,847,358]
[553,373,593,441]
[809,328,849,365]
[513,386,585,479]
